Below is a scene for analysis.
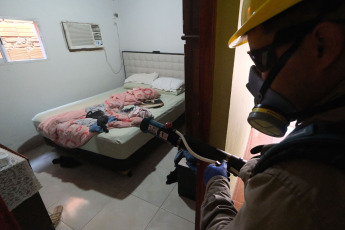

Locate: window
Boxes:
[0,19,46,63]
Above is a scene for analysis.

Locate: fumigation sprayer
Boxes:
[140,117,247,176]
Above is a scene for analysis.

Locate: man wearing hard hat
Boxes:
[201,0,345,229]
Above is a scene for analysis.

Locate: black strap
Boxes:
[258,36,303,103]
[251,122,345,177]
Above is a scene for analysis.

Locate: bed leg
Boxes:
[120,169,132,177]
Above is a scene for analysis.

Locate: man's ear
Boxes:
[312,22,344,70]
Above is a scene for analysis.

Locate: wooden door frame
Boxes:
[183,0,218,229]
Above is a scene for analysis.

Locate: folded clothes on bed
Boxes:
[90,116,117,133]
[128,107,153,118]
[74,118,97,127]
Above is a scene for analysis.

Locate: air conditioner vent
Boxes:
[62,22,103,50]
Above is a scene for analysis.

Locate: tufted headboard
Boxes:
[122,51,184,80]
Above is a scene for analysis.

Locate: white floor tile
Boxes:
[145,209,194,230]
[155,146,178,172]
[130,167,176,207]
[83,193,159,230]
[47,187,114,230]
[55,221,74,230]
[29,148,61,172]
[161,186,196,223]
[36,172,77,209]
[133,141,177,172]
[23,144,56,160]
[25,141,195,230]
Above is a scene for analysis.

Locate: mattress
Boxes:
[32,87,185,159]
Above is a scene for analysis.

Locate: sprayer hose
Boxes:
[175,130,217,164]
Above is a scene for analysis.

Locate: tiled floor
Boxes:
[24,138,195,230]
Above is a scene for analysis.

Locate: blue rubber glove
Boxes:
[204,160,228,185]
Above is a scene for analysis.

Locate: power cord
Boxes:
[103,22,123,75]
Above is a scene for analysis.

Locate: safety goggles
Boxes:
[247,22,316,72]
[247,42,281,73]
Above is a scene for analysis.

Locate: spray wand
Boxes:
[140,117,247,176]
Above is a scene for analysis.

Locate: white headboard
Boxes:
[122,51,184,80]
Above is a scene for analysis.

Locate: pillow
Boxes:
[124,72,159,85]
[152,77,185,92]
[123,82,151,89]
[155,88,185,96]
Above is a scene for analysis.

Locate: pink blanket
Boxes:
[37,88,160,148]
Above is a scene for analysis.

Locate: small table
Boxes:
[0,144,54,230]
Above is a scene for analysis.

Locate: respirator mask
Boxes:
[245,26,308,137]
[246,23,345,137]
[246,66,296,137]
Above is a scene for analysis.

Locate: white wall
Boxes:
[117,0,184,53]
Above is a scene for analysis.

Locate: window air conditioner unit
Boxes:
[62,22,103,51]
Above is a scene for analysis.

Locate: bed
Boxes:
[32,51,185,172]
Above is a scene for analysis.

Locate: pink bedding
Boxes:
[37,88,160,148]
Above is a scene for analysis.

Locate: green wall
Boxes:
[209,0,240,149]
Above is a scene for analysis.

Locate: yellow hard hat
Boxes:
[228,0,303,48]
